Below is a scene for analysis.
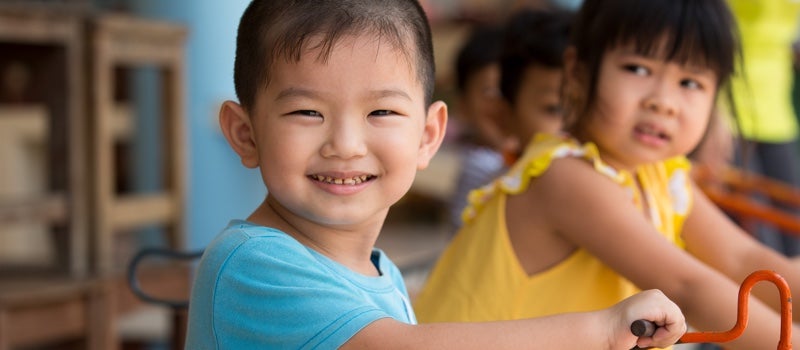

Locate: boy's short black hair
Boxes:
[454,23,505,93]
[499,8,573,105]
[569,0,740,123]
[233,0,436,111]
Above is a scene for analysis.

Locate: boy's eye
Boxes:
[369,110,396,117]
[624,64,649,76]
[291,110,322,117]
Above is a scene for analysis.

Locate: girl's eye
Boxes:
[681,79,702,90]
[369,110,396,117]
[624,64,649,76]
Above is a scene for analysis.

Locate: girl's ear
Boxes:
[219,100,260,169]
[417,100,448,170]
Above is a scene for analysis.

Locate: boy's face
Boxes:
[510,65,564,146]
[224,34,446,229]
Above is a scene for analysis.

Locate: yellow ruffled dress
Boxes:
[414,134,692,347]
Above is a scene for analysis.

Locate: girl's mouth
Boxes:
[309,174,375,185]
[635,124,670,141]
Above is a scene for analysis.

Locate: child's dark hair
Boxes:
[454,23,504,93]
[499,8,573,105]
[566,0,741,132]
[233,0,436,111]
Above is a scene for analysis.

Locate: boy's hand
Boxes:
[609,289,686,349]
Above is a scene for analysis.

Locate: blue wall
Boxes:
[126,1,265,250]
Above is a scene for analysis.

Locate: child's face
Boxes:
[459,63,506,147]
[577,43,717,171]
[225,33,446,229]
[510,65,563,146]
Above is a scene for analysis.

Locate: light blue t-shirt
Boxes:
[185,220,416,349]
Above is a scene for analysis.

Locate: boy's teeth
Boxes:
[313,174,368,185]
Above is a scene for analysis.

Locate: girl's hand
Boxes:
[609,289,686,349]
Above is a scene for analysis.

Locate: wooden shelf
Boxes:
[111,193,178,231]
[0,7,88,278]
[0,277,115,350]
[0,194,68,225]
[0,105,48,139]
[0,6,188,350]
[91,14,188,276]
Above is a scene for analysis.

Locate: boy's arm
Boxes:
[342,289,685,350]
[532,158,799,350]
[681,183,800,322]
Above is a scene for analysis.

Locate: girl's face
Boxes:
[576,43,718,171]
[246,33,445,230]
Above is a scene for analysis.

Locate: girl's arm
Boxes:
[530,157,797,349]
[343,289,685,349]
[682,182,800,321]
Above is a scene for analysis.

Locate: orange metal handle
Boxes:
[631,270,792,349]
[681,270,792,349]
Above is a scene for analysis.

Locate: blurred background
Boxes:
[3,0,796,349]
[0,0,580,349]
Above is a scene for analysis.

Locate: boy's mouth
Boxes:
[309,174,375,185]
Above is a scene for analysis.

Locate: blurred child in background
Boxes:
[447,23,509,235]
[449,8,573,234]
[497,8,573,162]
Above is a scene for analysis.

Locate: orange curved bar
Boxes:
[679,270,792,349]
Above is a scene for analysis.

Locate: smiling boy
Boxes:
[184,0,687,349]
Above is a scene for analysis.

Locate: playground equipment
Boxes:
[631,270,792,349]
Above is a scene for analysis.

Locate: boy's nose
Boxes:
[320,118,368,159]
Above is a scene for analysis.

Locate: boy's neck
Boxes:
[249,198,384,276]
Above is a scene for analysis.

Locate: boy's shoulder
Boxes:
[209,220,292,249]
[217,219,286,240]
[199,220,312,271]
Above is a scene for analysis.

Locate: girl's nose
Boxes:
[642,80,678,117]
[320,117,368,159]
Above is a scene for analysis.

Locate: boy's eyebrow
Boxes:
[275,88,413,101]
[275,88,319,101]
[369,89,412,101]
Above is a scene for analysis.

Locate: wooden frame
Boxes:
[0,278,116,350]
[90,14,188,275]
[0,7,190,349]
[0,4,88,277]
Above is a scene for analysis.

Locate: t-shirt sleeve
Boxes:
[209,234,393,349]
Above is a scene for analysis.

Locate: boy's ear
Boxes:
[219,100,260,169]
[417,101,448,170]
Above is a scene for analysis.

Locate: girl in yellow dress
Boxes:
[415,0,800,348]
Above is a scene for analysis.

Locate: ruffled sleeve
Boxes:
[461,133,633,224]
